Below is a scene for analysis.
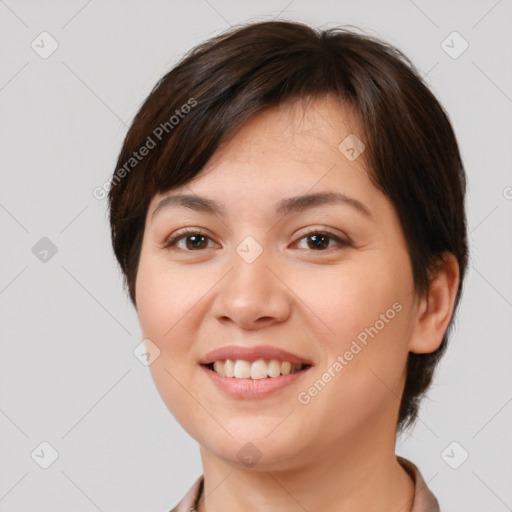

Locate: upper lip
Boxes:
[199,345,313,366]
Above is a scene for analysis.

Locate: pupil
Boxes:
[187,235,205,249]
[309,234,328,249]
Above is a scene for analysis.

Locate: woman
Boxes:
[108,20,467,512]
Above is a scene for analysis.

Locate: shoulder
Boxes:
[397,456,441,512]
[169,475,204,512]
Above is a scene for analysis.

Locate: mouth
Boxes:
[199,345,313,398]
[202,359,311,379]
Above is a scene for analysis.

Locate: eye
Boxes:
[162,228,351,252]
[295,230,351,251]
[163,229,217,251]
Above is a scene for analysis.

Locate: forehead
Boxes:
[149,95,376,211]
[208,95,366,169]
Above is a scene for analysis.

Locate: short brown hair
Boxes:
[108,20,468,430]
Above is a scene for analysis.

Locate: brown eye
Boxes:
[306,233,330,250]
[164,230,215,251]
[181,234,209,250]
[296,231,351,251]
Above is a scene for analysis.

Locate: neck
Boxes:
[196,428,415,512]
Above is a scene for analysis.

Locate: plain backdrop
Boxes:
[0,1,511,511]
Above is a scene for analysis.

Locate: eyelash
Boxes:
[162,228,352,252]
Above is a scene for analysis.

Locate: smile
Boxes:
[199,344,313,398]
[207,359,307,379]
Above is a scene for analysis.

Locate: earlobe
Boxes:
[409,253,460,354]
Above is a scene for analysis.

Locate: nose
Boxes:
[210,248,292,331]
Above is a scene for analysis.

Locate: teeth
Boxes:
[213,361,225,377]
[224,359,235,378]
[234,360,251,379]
[250,359,268,380]
[268,359,281,378]
[210,359,305,379]
[281,361,292,375]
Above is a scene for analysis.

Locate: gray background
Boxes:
[0,0,511,510]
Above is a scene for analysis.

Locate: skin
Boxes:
[135,95,460,512]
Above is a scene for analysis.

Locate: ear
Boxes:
[408,253,460,354]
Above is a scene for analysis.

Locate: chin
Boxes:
[197,426,311,471]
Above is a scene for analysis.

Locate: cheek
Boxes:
[135,262,170,340]
[295,258,413,400]
[293,271,412,435]
[135,251,196,342]
[135,254,204,430]
[134,253,198,414]
[297,259,409,346]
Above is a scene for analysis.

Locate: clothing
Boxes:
[398,457,441,512]
[169,456,440,512]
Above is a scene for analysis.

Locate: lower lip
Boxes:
[201,365,311,398]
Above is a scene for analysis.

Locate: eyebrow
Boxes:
[151,191,372,220]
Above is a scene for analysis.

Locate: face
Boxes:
[135,96,420,470]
